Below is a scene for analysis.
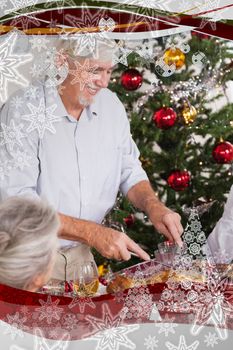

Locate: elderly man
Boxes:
[0,38,183,280]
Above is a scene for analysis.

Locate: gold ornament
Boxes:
[164,47,185,69]
[98,262,109,277]
[181,104,197,125]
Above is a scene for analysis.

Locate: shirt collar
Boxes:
[44,85,99,122]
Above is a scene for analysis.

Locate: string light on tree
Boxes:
[163,47,186,69]
[153,107,177,129]
[212,140,233,164]
[121,68,143,91]
[167,170,191,191]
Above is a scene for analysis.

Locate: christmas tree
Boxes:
[95,32,233,271]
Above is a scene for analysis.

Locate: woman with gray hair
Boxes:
[0,196,59,291]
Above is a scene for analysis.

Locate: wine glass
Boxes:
[73,261,99,297]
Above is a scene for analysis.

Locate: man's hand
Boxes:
[148,206,183,247]
[58,213,150,261]
[126,180,183,246]
[89,226,150,261]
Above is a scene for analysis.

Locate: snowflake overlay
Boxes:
[166,335,199,350]
[0,120,26,152]
[144,335,158,350]
[68,295,96,313]
[1,312,27,340]
[155,314,178,337]
[85,303,139,350]
[22,100,61,139]
[29,35,50,53]
[195,0,226,31]
[121,267,154,321]
[10,327,70,350]
[204,332,219,348]
[0,31,31,102]
[30,47,69,87]
[64,3,111,58]
[34,296,63,325]
[69,59,99,90]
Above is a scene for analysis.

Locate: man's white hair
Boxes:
[57,34,117,61]
[0,196,59,290]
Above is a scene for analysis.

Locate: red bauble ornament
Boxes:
[121,69,143,91]
[153,107,177,129]
[123,214,135,227]
[212,141,233,164]
[167,170,191,191]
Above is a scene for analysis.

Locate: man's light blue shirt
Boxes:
[0,83,148,247]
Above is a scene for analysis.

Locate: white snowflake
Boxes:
[10,15,40,30]
[44,0,76,15]
[183,231,194,243]
[62,313,79,331]
[0,0,7,10]
[34,295,63,324]
[189,220,202,233]
[204,332,219,348]
[22,100,61,139]
[64,4,109,57]
[166,335,199,350]
[0,120,26,152]
[118,0,172,16]
[29,63,44,79]
[10,95,24,109]
[0,158,13,181]
[68,295,96,313]
[195,0,226,31]
[12,149,32,170]
[2,312,27,340]
[136,41,154,60]
[69,59,99,90]
[0,31,31,102]
[144,335,158,349]
[24,85,40,100]
[11,327,70,350]
[9,0,37,10]
[29,35,50,52]
[155,314,178,337]
[32,48,69,87]
[85,303,139,350]
[113,43,132,66]
[123,286,153,320]
[99,17,116,32]
[188,242,202,256]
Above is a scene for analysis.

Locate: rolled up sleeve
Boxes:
[0,99,40,201]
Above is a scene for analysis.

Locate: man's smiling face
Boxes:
[68,57,115,107]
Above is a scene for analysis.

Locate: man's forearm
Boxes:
[57,212,150,260]
[127,180,183,245]
[58,213,102,245]
[126,180,169,218]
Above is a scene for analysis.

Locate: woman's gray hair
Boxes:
[0,196,59,290]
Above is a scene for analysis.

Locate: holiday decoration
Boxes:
[123,214,135,227]
[153,107,177,129]
[180,103,197,125]
[167,170,191,191]
[121,69,143,91]
[212,141,233,164]
[98,262,109,277]
[163,47,186,69]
